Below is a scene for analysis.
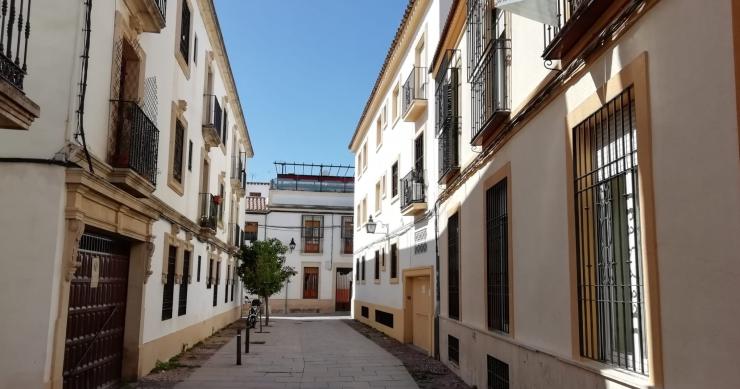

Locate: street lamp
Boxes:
[288,238,296,253]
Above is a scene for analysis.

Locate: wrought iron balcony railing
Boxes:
[111,101,160,185]
[435,50,460,182]
[470,37,511,144]
[231,152,246,190]
[400,169,425,210]
[0,0,32,90]
[154,0,166,21]
[199,193,220,231]
[542,0,611,60]
[402,66,427,118]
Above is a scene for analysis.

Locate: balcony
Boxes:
[230,152,246,196]
[109,101,159,197]
[400,170,426,216]
[401,66,427,122]
[470,38,511,146]
[202,94,223,149]
[124,0,167,33]
[0,1,39,130]
[542,0,613,60]
[199,193,221,235]
[436,50,460,184]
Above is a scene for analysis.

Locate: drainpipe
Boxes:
[433,200,441,360]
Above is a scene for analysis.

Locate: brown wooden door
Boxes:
[63,233,130,389]
[411,276,431,352]
[303,267,319,299]
[335,268,352,311]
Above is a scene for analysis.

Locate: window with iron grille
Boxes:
[178,251,191,316]
[173,121,185,183]
[487,355,509,389]
[468,0,511,143]
[361,256,366,281]
[374,250,380,280]
[391,162,399,197]
[179,0,190,61]
[375,310,394,328]
[197,255,201,282]
[194,34,198,65]
[356,258,361,281]
[414,133,424,174]
[486,178,508,332]
[212,261,219,307]
[162,245,176,320]
[390,243,398,279]
[448,213,460,320]
[302,215,324,253]
[573,86,647,374]
[225,265,230,303]
[244,221,258,242]
[187,140,193,171]
[303,267,319,299]
[448,335,460,365]
[222,110,229,145]
[207,258,213,289]
[436,50,460,181]
[341,216,354,254]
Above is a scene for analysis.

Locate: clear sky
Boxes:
[214,1,408,181]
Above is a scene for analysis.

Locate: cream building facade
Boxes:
[349,0,453,357]
[426,0,740,389]
[0,1,252,388]
[244,163,355,314]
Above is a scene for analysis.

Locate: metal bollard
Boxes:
[236,328,242,365]
[245,324,250,354]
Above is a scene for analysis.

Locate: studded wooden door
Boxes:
[63,233,130,389]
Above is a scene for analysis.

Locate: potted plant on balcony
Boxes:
[213,195,222,205]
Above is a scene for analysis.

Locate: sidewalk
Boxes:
[173,317,418,389]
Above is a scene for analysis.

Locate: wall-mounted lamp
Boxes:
[366,215,388,235]
[288,238,296,253]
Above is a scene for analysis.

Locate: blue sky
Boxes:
[214,1,408,181]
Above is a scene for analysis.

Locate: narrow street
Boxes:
[174,317,418,389]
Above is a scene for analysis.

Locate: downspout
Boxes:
[433,200,441,360]
[329,213,335,270]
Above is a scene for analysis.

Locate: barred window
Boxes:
[341,216,354,254]
[178,251,190,316]
[179,0,191,60]
[161,246,176,320]
[374,250,380,280]
[487,355,509,389]
[390,243,398,279]
[173,121,185,183]
[361,256,366,281]
[486,178,508,332]
[573,86,647,374]
[244,221,258,242]
[448,213,460,320]
[302,215,323,253]
[448,335,459,365]
[391,162,399,197]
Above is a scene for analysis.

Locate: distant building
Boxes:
[245,162,355,313]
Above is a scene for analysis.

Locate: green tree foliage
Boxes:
[236,238,296,325]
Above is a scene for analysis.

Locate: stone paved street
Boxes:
[174,317,418,389]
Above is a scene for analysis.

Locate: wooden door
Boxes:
[335,268,352,311]
[411,276,431,352]
[63,233,130,389]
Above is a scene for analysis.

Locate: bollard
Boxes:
[259,312,263,333]
[236,328,242,365]
[245,324,250,354]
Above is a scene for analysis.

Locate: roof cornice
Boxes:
[198,0,254,157]
[347,0,429,151]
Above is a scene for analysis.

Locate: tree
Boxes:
[236,238,296,326]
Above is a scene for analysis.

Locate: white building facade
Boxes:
[349,0,452,357]
[0,1,252,387]
[245,163,355,314]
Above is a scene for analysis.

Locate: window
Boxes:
[414,132,424,174]
[362,197,367,224]
[193,34,198,65]
[207,258,213,289]
[361,256,366,281]
[375,310,394,328]
[375,180,382,213]
[448,212,460,320]
[222,109,229,145]
[392,84,400,122]
[219,182,225,223]
[448,335,459,365]
[178,251,191,316]
[573,87,647,374]
[161,246,176,320]
[390,243,398,280]
[436,50,460,180]
[244,222,258,242]
[249,192,261,197]
[187,140,193,171]
[486,178,508,332]
[374,250,380,281]
[197,255,201,282]
[179,0,191,61]
[361,305,369,318]
[356,204,361,228]
[173,121,185,183]
[225,265,230,303]
[391,162,399,197]
[487,355,509,389]
[376,117,382,148]
[356,258,361,281]
[362,143,368,171]
[381,247,385,270]
[302,215,323,253]
[303,267,319,299]
[212,261,219,306]
[341,216,353,254]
